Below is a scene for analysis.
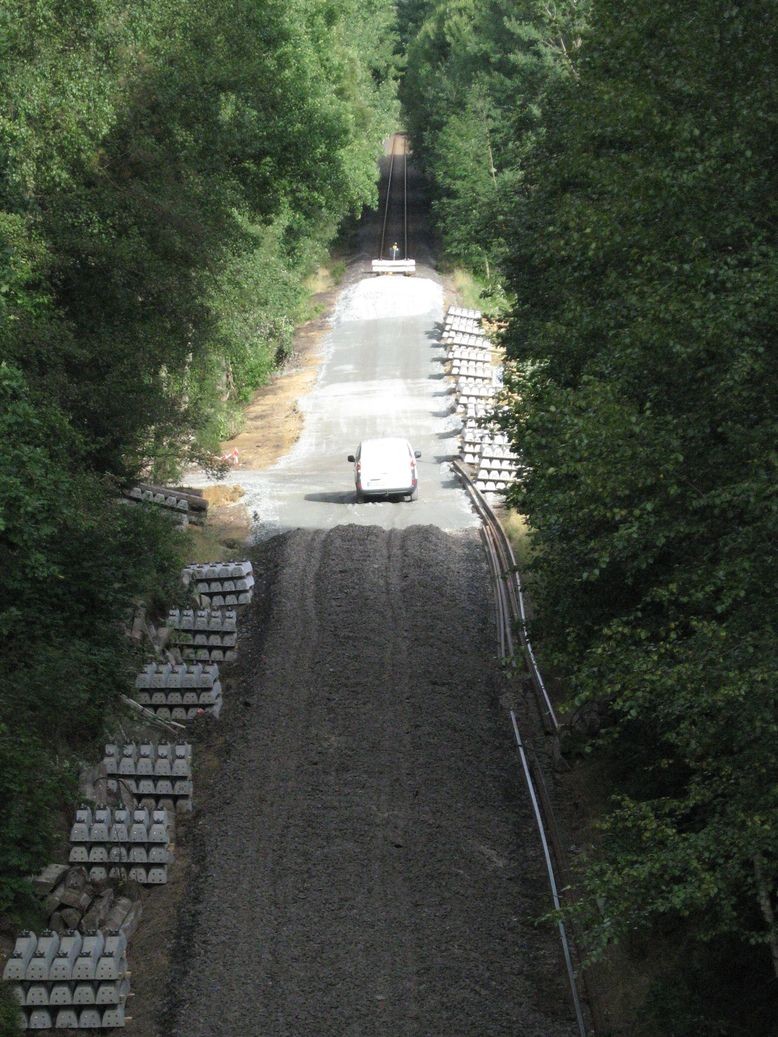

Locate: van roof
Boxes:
[359,437,411,459]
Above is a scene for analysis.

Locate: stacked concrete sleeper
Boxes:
[182,560,254,607]
[69,805,172,885]
[134,661,222,721]
[4,929,130,1029]
[103,742,193,813]
[443,306,523,496]
[2,552,253,1025]
[165,607,238,663]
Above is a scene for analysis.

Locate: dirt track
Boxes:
[163,525,577,1036]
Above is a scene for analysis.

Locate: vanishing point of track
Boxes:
[378,133,409,261]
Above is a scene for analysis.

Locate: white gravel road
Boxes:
[189,270,478,537]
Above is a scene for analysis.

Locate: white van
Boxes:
[347,437,421,502]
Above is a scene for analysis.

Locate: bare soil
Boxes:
[190,269,344,545]
[160,525,578,1037]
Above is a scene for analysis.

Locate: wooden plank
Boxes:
[371,259,416,274]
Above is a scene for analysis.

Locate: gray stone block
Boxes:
[95,949,128,982]
[25,932,59,980]
[95,978,124,1005]
[110,821,129,842]
[25,984,49,1006]
[30,864,70,897]
[72,982,96,1005]
[78,1007,103,1027]
[148,822,167,844]
[103,931,127,958]
[89,817,109,841]
[101,1004,127,1027]
[27,1008,53,1029]
[55,1007,80,1028]
[72,932,104,980]
[49,931,82,979]
[49,983,72,1006]
[69,821,89,843]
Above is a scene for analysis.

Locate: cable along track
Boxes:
[452,459,590,1037]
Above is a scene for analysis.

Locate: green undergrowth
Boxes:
[448,266,509,318]
[499,509,534,573]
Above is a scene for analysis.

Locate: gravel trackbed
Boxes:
[166,524,577,1036]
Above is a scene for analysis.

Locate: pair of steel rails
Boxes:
[379,134,408,261]
[452,460,592,1037]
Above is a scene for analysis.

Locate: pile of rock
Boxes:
[28,865,143,939]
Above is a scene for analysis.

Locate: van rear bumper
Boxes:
[358,484,415,498]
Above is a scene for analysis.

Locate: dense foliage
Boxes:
[0,0,397,920]
[402,0,778,1028]
[401,0,588,284]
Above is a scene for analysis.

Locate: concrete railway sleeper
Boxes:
[2,557,255,1028]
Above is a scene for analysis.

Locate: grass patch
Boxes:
[329,258,347,283]
[449,266,511,316]
[300,257,348,320]
[500,509,534,571]
[450,267,487,310]
[181,521,242,563]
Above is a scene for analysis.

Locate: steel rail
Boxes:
[511,711,588,1037]
[451,459,588,1035]
[403,142,408,260]
[378,133,409,261]
[379,136,396,259]
[452,459,558,732]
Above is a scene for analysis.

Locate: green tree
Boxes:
[498,0,778,1000]
[0,0,399,914]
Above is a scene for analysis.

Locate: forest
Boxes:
[1,0,776,1032]
[0,0,396,958]
[402,0,777,1030]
